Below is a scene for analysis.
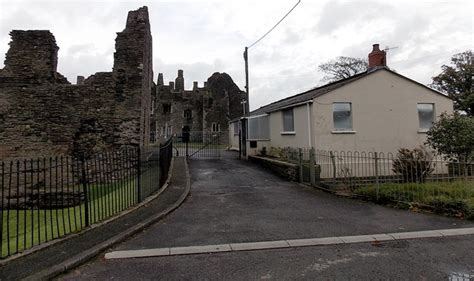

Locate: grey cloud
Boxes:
[251,48,284,64]
[65,43,96,57]
[283,28,303,44]
[154,59,234,89]
[58,50,113,83]
[0,7,44,35]
[315,1,393,34]
[250,70,320,110]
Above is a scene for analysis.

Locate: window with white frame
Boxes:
[248,115,270,140]
[418,103,434,130]
[282,108,294,132]
[333,102,352,130]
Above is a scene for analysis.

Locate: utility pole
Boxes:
[242,0,300,109]
[243,46,249,115]
[240,0,300,159]
[241,98,247,116]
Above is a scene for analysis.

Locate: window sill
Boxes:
[280,131,296,135]
[331,130,356,134]
[418,129,429,133]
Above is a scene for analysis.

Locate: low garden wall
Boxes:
[248,155,299,181]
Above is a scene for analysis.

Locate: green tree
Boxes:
[425,112,474,160]
[318,56,368,82]
[430,50,473,116]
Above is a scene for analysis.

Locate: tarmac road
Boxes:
[58,151,474,280]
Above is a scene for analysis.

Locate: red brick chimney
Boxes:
[368,44,386,69]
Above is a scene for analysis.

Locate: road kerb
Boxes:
[170,244,232,255]
[229,240,290,251]
[105,248,171,259]
[437,228,474,237]
[103,227,474,260]
[388,230,444,240]
[286,237,343,247]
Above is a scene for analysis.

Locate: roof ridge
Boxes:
[250,71,369,115]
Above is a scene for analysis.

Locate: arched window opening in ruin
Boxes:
[163,103,171,114]
[212,122,220,132]
[184,109,192,120]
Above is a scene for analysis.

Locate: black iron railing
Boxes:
[257,147,473,218]
[173,131,222,159]
[0,139,173,258]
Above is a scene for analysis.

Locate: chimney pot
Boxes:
[368,43,386,69]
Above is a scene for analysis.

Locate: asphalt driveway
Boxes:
[57,151,474,280]
[110,151,473,251]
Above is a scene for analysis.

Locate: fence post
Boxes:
[137,146,142,203]
[158,142,162,187]
[330,151,336,184]
[185,140,189,158]
[310,148,316,186]
[218,133,221,158]
[374,152,379,200]
[80,156,89,227]
[298,148,303,183]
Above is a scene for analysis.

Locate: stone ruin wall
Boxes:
[0,7,153,160]
[153,70,248,143]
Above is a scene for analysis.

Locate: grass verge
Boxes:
[354,180,474,219]
[1,178,138,258]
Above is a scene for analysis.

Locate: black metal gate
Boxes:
[173,131,222,159]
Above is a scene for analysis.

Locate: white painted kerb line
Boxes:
[104,227,474,260]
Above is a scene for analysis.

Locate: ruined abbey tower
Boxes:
[152,70,247,141]
[0,6,245,159]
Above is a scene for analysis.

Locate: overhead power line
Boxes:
[248,0,301,49]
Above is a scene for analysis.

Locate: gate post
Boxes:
[374,152,379,200]
[80,156,90,227]
[137,146,142,203]
[298,148,303,182]
[218,133,221,158]
[330,151,336,184]
[310,148,316,186]
[238,130,242,160]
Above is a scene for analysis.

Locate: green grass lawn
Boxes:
[1,178,138,258]
[354,180,474,219]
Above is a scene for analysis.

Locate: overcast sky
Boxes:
[0,0,472,110]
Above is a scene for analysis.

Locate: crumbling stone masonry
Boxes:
[152,70,248,143]
[0,6,153,159]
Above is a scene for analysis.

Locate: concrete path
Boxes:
[0,157,189,280]
[57,150,474,280]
